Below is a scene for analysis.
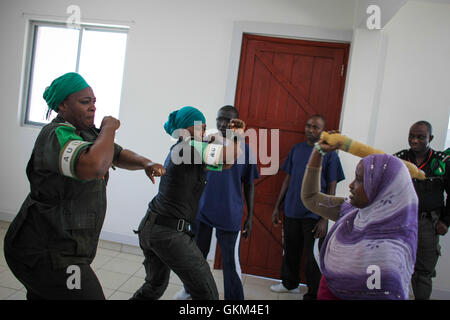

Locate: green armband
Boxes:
[190,140,223,171]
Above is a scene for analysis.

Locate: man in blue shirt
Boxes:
[174,105,260,300]
[271,115,345,300]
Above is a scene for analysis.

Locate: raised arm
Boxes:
[301,146,344,222]
[75,117,120,181]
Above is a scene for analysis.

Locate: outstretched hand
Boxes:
[144,162,165,184]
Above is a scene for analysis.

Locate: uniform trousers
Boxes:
[131,212,218,300]
[4,250,105,300]
[411,212,441,300]
[280,216,324,298]
[185,220,244,300]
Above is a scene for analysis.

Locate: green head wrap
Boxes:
[43,72,90,112]
[164,106,206,136]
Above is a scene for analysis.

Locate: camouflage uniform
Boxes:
[4,115,122,299]
[394,149,450,299]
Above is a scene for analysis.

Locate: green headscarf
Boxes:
[43,72,90,113]
[164,106,206,136]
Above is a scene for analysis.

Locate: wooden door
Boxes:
[214,34,349,280]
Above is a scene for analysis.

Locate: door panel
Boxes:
[214,34,349,281]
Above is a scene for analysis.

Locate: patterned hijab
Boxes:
[320,154,418,299]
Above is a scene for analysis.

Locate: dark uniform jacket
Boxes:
[149,140,207,225]
[4,115,122,269]
[148,138,223,225]
[394,148,450,226]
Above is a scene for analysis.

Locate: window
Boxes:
[23,21,128,127]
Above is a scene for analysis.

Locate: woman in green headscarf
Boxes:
[4,72,165,300]
[132,106,245,300]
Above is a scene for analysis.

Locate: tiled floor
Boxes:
[0,220,305,300]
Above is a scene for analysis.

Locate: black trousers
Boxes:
[4,251,105,300]
[185,220,244,300]
[280,217,324,297]
[132,213,219,300]
[411,213,441,300]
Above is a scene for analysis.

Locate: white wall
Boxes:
[336,28,389,198]
[0,0,355,239]
[374,1,450,153]
[376,1,450,299]
[2,0,450,298]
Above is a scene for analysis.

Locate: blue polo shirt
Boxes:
[197,143,260,232]
[282,141,345,220]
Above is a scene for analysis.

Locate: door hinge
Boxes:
[341,64,345,77]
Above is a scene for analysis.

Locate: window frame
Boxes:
[21,20,129,127]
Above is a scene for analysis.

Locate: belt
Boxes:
[153,213,193,234]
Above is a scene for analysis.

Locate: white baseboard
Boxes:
[99,230,139,247]
[431,288,450,300]
[0,211,15,222]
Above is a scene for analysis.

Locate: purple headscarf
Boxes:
[320,154,418,300]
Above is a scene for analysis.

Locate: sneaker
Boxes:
[270,283,300,294]
[173,288,192,300]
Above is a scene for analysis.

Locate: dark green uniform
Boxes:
[4,115,122,299]
[132,138,222,300]
[394,148,450,299]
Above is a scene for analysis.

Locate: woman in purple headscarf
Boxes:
[301,138,418,300]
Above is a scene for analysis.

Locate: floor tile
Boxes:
[95,269,131,290]
[102,287,115,299]
[116,252,144,262]
[133,266,146,279]
[169,271,184,286]
[160,283,184,300]
[243,275,279,288]
[91,254,114,270]
[101,257,142,275]
[0,228,7,240]
[117,276,144,294]
[0,269,24,290]
[0,219,309,301]
[108,290,133,300]
[0,220,10,229]
[244,283,279,300]
[96,247,121,258]
[120,245,143,257]
[0,286,17,299]
[278,292,302,300]
[6,289,27,300]
[0,249,7,267]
